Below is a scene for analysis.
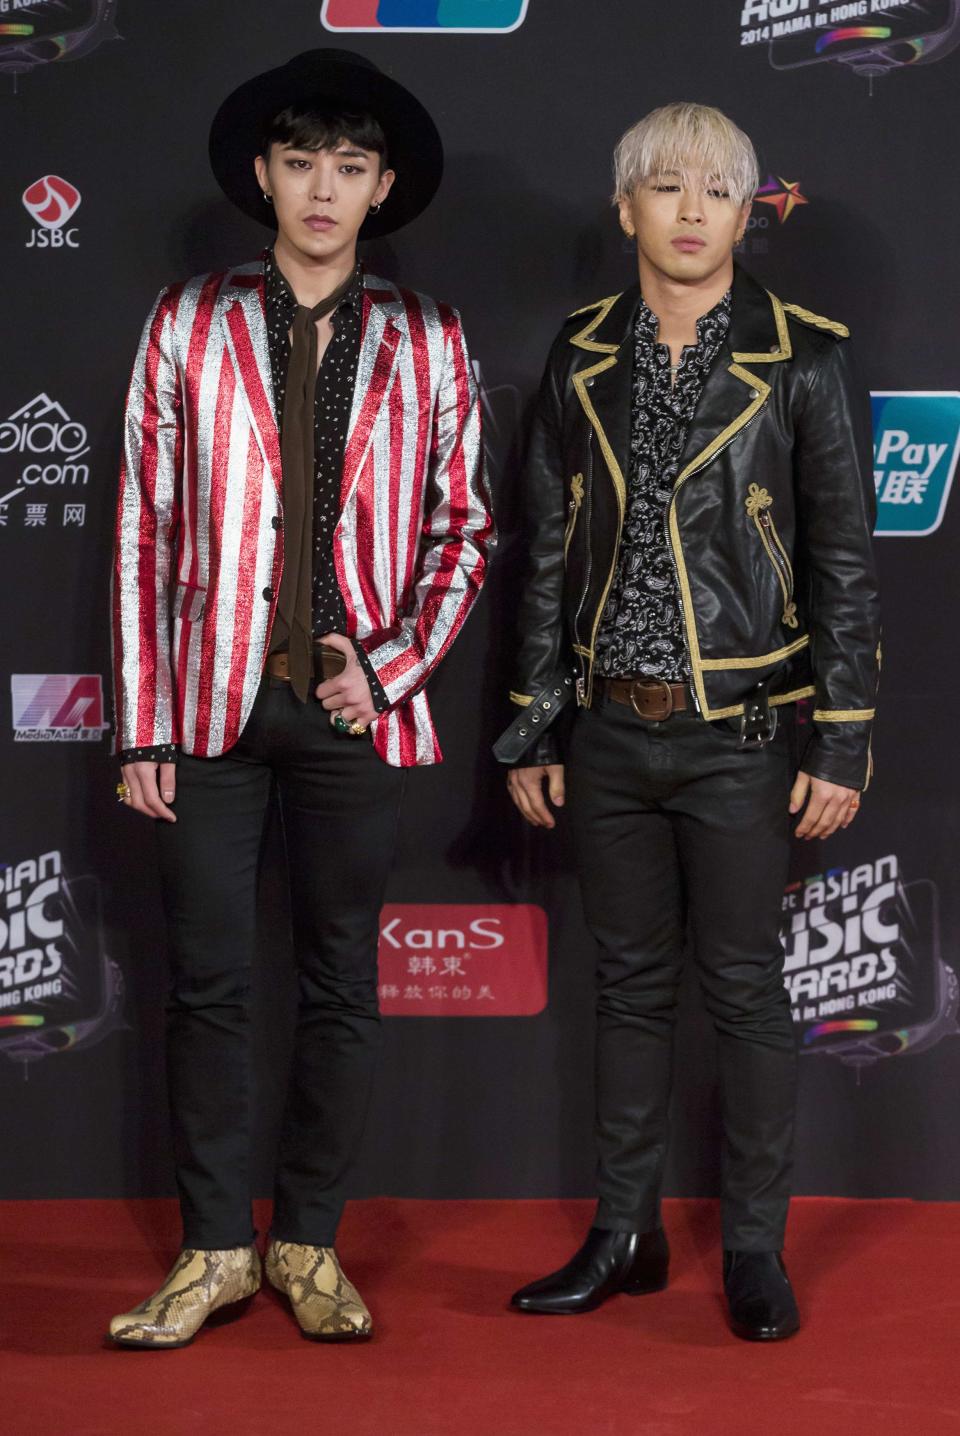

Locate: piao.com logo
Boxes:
[322,0,528,31]
[22,176,81,249]
[377,903,547,1015]
[11,675,110,742]
[872,391,960,536]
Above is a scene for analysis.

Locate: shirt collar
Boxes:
[635,287,732,345]
[264,247,363,319]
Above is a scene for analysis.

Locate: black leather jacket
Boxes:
[508,265,880,789]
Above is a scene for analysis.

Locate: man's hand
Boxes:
[121,760,177,822]
[315,632,377,728]
[790,771,860,840]
[507,764,565,830]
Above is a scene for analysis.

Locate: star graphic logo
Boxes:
[754,175,809,224]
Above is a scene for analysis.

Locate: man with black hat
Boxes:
[109,50,492,1347]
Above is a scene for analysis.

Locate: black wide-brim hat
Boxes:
[209,48,443,240]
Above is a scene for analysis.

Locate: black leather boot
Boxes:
[723,1250,800,1341]
[510,1227,669,1315]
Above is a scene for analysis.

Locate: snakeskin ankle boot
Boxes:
[265,1239,372,1341]
[108,1243,261,1348]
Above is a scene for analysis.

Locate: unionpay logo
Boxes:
[322,0,528,31]
[872,392,960,536]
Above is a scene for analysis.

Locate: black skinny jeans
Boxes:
[566,695,798,1252]
[155,677,404,1249]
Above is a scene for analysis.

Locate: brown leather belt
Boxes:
[600,677,690,721]
[265,644,346,684]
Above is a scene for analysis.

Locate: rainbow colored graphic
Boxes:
[322,0,528,30]
[815,26,892,54]
[803,1018,877,1045]
[0,24,35,34]
[0,1015,45,1028]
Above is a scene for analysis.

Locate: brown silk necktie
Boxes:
[276,265,359,701]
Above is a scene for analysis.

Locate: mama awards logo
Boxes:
[781,853,958,1068]
[739,0,960,82]
[322,0,528,31]
[0,848,124,1070]
[0,0,119,84]
[872,391,960,535]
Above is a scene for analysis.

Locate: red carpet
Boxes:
[3,1197,958,1436]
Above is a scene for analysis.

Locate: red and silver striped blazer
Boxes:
[112,259,493,766]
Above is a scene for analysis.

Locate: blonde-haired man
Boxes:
[500,103,879,1339]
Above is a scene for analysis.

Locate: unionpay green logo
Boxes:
[872,392,960,536]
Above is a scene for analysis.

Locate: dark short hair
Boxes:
[261,105,388,170]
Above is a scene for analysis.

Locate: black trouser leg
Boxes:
[670,729,797,1252]
[270,724,404,1244]
[567,709,684,1235]
[566,699,797,1249]
[155,745,272,1249]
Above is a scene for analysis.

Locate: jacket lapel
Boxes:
[674,266,791,487]
[569,286,639,521]
[341,278,407,506]
[220,263,282,496]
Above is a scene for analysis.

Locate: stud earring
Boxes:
[368,201,382,214]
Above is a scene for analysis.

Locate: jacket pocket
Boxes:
[172,580,206,623]
[745,483,798,630]
[563,472,585,560]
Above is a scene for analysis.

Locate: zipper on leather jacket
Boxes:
[571,455,594,701]
[745,483,798,629]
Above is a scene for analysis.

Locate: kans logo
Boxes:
[22,173,81,246]
[322,0,529,31]
[11,674,110,742]
[0,0,119,84]
[377,903,547,1015]
[0,849,124,1070]
[0,394,90,532]
[739,0,960,83]
[872,391,960,536]
[782,853,958,1068]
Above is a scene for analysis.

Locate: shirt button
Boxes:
[271,515,282,530]
[262,586,273,602]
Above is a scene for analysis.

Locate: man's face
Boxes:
[254,141,395,262]
[618,169,750,284]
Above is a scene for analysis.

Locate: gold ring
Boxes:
[116,781,130,803]
[348,720,368,736]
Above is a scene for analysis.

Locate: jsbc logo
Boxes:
[322,0,528,31]
[872,392,960,536]
[22,176,81,249]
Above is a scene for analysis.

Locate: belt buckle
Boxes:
[630,679,673,722]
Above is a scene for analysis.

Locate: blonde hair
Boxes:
[613,102,759,207]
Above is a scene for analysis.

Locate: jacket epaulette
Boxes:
[782,303,849,339]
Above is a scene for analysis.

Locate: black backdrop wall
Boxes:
[2,1,959,1205]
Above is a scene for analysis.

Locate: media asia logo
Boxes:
[0,848,124,1070]
[0,394,90,531]
[22,174,81,247]
[377,903,547,1015]
[872,391,960,536]
[322,0,528,31]
[781,853,958,1069]
[11,674,110,742]
[739,0,960,83]
[0,0,119,85]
